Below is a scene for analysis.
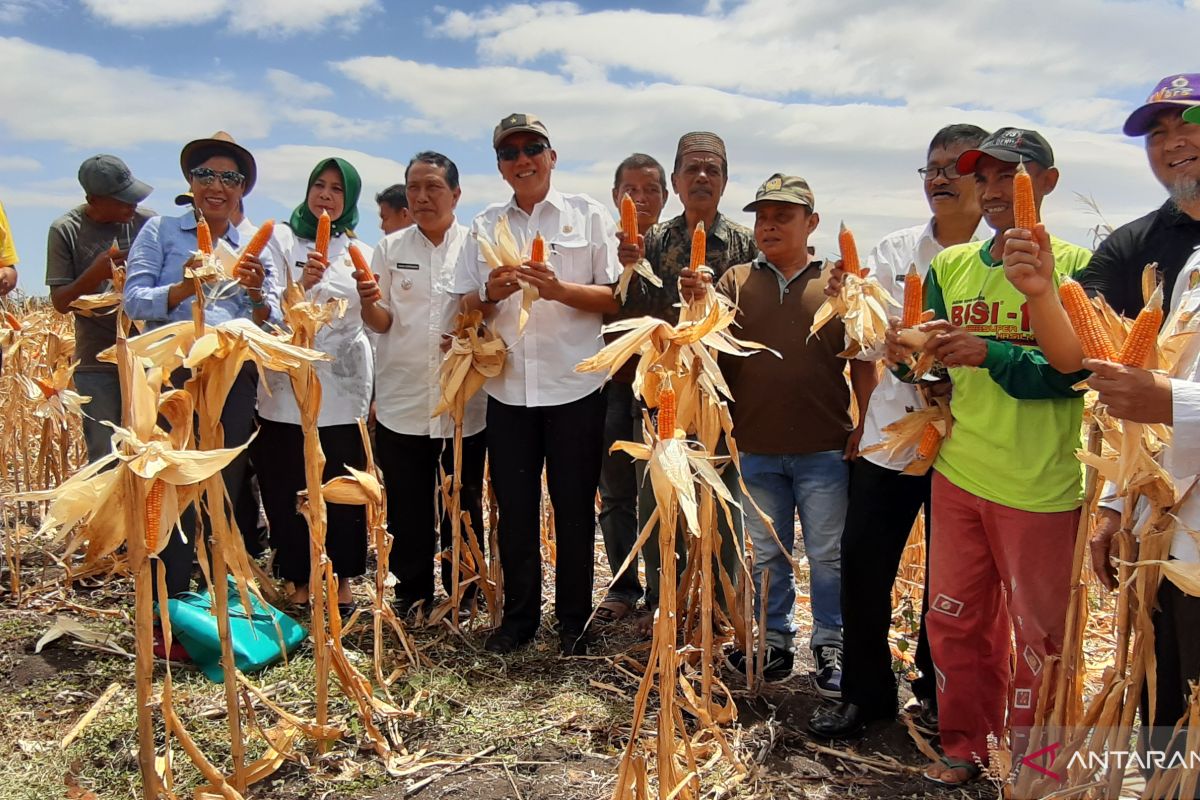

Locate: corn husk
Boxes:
[475,214,538,335]
[616,257,662,304]
[810,272,898,354]
[859,395,951,475]
[432,311,506,422]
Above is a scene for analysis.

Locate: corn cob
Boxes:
[196,214,213,255]
[1059,279,1117,360]
[4,311,20,330]
[348,245,372,278]
[657,383,676,439]
[1116,283,1163,368]
[839,222,861,277]
[1013,160,1038,232]
[32,377,56,400]
[620,193,638,241]
[530,232,546,264]
[145,478,164,551]
[689,222,706,270]
[234,219,274,271]
[902,263,923,328]
[916,422,941,460]
[315,209,331,261]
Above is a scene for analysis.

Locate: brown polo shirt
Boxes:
[716,258,851,455]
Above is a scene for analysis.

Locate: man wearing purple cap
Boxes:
[46,154,156,462]
[1076,74,1200,315]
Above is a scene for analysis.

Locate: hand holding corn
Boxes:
[1082,358,1173,425]
[922,319,988,368]
[300,249,329,291]
[1002,224,1056,299]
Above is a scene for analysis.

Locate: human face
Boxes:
[496,132,555,205]
[307,165,345,222]
[1145,109,1200,204]
[923,143,981,220]
[405,161,460,237]
[972,155,1059,233]
[189,155,243,226]
[86,195,138,224]
[378,202,412,235]
[672,152,727,217]
[613,166,667,233]
[754,201,818,268]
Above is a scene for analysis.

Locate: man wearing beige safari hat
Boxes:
[717,174,876,693]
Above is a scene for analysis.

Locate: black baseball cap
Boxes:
[77,155,153,204]
[955,127,1055,175]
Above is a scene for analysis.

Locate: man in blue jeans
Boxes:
[716,174,876,693]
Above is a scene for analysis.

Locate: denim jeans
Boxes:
[741,450,848,652]
[73,370,122,463]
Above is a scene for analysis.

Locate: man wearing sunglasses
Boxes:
[454,113,621,657]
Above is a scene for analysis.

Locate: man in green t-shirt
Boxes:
[887,128,1091,785]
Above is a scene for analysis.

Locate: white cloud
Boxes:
[0,155,41,172]
[279,109,392,141]
[0,37,271,148]
[0,177,81,209]
[266,68,333,102]
[82,0,379,34]
[0,0,56,23]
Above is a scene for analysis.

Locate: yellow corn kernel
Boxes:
[315,209,331,261]
[620,193,638,241]
[1013,161,1038,232]
[902,263,923,328]
[839,222,861,277]
[1116,283,1163,368]
[1059,279,1117,361]
[689,222,706,270]
[657,383,676,440]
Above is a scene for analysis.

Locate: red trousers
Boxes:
[927,471,1079,763]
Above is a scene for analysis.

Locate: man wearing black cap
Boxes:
[46,154,155,462]
[454,113,621,656]
[888,127,1092,784]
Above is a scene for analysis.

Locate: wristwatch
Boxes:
[478,282,496,304]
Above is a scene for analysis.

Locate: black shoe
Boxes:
[904,696,939,736]
[559,628,591,657]
[728,646,795,682]
[813,645,843,699]
[484,629,532,654]
[807,701,894,738]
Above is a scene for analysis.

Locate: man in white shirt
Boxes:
[453,113,622,656]
[356,152,486,614]
[810,124,989,739]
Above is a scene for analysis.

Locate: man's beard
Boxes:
[1169,175,1200,206]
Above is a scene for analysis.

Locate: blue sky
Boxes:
[2,0,1198,293]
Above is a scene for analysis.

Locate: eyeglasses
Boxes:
[918,164,960,180]
[190,167,246,187]
[496,142,550,161]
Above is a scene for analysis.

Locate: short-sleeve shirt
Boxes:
[716,257,851,455]
[452,188,622,408]
[45,205,155,371]
[0,199,17,268]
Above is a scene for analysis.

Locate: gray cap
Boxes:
[78,155,153,204]
[743,173,815,212]
[493,113,550,148]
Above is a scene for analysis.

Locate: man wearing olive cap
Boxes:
[45,154,156,462]
[715,174,876,691]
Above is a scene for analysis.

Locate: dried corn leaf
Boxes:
[810,273,898,352]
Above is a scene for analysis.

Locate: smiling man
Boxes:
[453,113,621,656]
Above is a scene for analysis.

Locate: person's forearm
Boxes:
[1025,291,1085,373]
[166,280,194,311]
[50,258,114,313]
[554,282,619,314]
[361,301,392,333]
[460,290,499,320]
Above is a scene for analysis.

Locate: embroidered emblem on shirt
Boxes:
[1014,688,1033,709]
[400,277,413,290]
[934,664,947,692]
[1023,646,1043,677]
[562,225,572,234]
[931,594,964,617]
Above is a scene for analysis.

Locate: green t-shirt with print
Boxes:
[927,235,1092,513]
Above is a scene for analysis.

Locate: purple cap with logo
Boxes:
[1123,74,1200,136]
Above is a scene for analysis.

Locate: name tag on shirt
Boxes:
[391,262,420,271]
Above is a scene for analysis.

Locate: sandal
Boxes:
[593,597,634,625]
[923,756,980,786]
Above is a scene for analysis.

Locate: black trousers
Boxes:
[839,457,936,712]
[153,365,258,599]
[487,390,605,639]
[1141,574,1200,795]
[251,418,367,586]
[599,381,642,604]
[374,424,486,605]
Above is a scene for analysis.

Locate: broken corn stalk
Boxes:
[315,210,331,261]
[1013,161,1038,232]
[902,264,923,328]
[839,222,861,277]
[1116,283,1163,368]
[1059,279,1117,360]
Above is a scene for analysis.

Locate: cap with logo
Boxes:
[1123,74,1200,136]
[955,127,1055,175]
[77,155,153,204]
[743,173,815,212]
[493,113,551,148]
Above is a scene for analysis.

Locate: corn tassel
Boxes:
[234,219,274,271]
[530,232,546,264]
[657,383,676,440]
[196,215,213,255]
[315,209,331,261]
[916,423,941,460]
[1116,283,1163,368]
[1013,161,1038,232]
[145,479,165,552]
[620,193,638,241]
[689,222,706,270]
[839,222,861,277]
[902,263,923,328]
[1059,279,1117,361]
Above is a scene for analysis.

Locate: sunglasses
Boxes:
[190,166,246,187]
[496,142,550,161]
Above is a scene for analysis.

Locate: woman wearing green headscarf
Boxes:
[253,157,372,613]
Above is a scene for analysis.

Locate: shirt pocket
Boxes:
[548,236,593,284]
